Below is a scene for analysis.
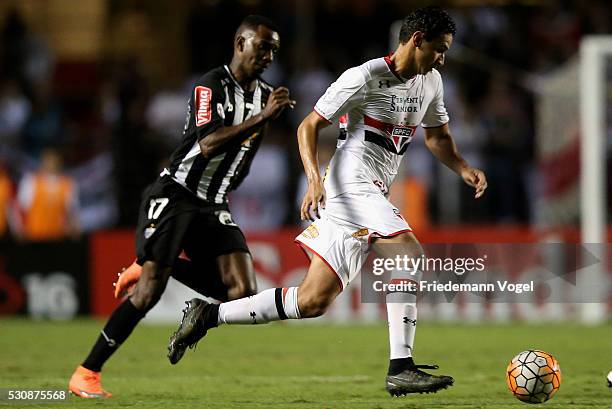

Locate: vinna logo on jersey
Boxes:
[194,86,212,126]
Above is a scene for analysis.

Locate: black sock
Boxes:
[82,298,146,372]
[202,303,220,328]
[388,357,415,376]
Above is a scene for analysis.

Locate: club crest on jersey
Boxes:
[363,115,416,155]
[195,86,212,126]
[390,126,414,153]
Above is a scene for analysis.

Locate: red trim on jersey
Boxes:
[282,287,288,305]
[384,54,404,82]
[368,228,413,244]
[364,115,397,135]
[313,107,333,124]
[364,115,417,137]
[294,239,344,291]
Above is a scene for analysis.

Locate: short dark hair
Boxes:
[237,15,279,36]
[399,6,456,44]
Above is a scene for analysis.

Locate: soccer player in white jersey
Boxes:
[168,6,487,397]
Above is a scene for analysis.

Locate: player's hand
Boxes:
[301,180,326,221]
[461,167,488,198]
[262,87,296,120]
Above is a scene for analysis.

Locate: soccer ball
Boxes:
[506,350,561,403]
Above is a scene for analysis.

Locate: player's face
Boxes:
[415,33,453,74]
[241,26,280,76]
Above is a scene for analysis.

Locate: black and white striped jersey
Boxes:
[164,65,273,204]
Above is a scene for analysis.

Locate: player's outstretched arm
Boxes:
[424,123,487,198]
[199,87,295,157]
[297,111,331,220]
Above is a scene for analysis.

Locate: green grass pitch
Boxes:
[0,318,610,408]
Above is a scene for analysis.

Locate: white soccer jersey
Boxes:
[314,56,449,198]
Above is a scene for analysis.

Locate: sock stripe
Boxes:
[274,288,288,320]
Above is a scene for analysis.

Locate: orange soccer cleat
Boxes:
[113,261,142,299]
[68,365,112,398]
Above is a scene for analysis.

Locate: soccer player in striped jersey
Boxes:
[69,15,295,398]
[167,7,487,397]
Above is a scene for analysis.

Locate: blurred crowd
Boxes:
[0,0,610,242]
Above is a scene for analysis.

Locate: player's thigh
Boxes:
[297,255,343,316]
[371,231,424,259]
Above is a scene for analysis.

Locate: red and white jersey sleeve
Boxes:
[314,67,367,122]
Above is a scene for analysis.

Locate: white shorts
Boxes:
[294,192,412,288]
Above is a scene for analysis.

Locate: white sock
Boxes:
[218,287,301,325]
[387,302,417,359]
[386,270,420,359]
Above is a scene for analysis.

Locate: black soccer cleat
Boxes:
[167,298,216,364]
[385,363,454,396]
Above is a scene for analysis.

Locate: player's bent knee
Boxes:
[298,292,333,318]
[130,283,164,311]
[130,265,170,311]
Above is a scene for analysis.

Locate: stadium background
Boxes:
[0,0,612,409]
[0,0,609,321]
[0,1,611,407]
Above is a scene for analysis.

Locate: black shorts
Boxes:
[135,177,249,267]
